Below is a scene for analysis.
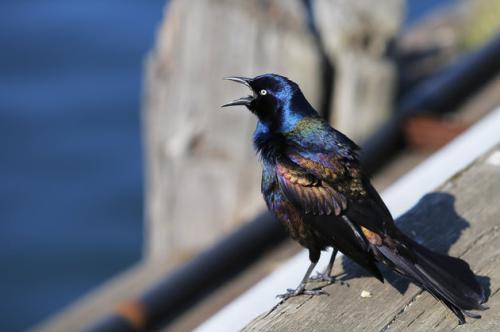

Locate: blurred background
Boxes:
[0,1,165,330]
[0,0,498,331]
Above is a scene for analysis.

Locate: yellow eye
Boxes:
[259,89,267,96]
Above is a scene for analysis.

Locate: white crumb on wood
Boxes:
[361,290,372,298]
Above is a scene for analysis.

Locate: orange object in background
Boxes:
[404,115,469,151]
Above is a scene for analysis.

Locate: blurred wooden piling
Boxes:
[143,0,403,264]
[243,145,500,331]
[143,0,322,262]
[315,0,403,142]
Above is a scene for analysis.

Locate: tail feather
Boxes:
[376,237,486,324]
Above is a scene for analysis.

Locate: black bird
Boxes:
[222,73,487,323]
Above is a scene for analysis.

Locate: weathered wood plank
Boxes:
[243,145,500,331]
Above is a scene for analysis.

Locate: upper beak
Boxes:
[221,76,254,108]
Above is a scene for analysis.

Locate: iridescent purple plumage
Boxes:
[223,73,486,323]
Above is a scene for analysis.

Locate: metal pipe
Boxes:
[362,34,500,174]
[86,315,135,332]
[142,211,285,330]
[87,212,286,331]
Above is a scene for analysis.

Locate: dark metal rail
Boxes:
[86,211,285,331]
[362,34,500,173]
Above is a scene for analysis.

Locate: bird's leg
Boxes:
[276,260,327,300]
[309,248,339,283]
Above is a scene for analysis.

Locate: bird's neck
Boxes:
[252,92,318,162]
[253,121,287,163]
[279,92,318,132]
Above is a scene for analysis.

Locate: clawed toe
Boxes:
[309,272,336,283]
[309,272,348,286]
[276,287,307,300]
[303,288,329,296]
[276,288,298,299]
[276,286,328,300]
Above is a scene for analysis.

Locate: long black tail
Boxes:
[376,235,487,324]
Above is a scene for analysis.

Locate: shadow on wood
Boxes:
[337,192,490,299]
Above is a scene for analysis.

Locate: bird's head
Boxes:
[222,73,316,130]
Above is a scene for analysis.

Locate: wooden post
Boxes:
[143,0,322,262]
[315,0,404,143]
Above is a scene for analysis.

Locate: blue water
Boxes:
[405,0,457,25]
[0,1,166,331]
[0,0,455,331]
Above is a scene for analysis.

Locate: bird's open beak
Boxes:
[221,76,255,108]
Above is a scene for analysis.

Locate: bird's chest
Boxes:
[262,167,325,250]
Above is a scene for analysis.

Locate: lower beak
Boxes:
[222,76,254,108]
[221,95,254,107]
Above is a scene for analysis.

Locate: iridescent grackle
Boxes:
[222,74,487,324]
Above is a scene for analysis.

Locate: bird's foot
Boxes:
[276,285,328,301]
[309,272,348,286]
[309,271,335,283]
